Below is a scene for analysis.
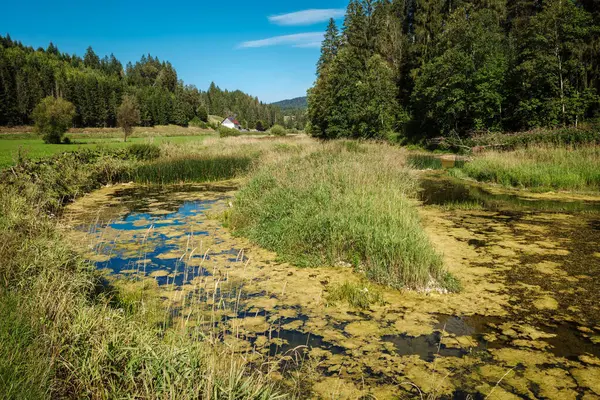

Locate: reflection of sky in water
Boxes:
[110,200,217,231]
[91,198,241,286]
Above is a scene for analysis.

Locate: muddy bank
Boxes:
[62,179,600,399]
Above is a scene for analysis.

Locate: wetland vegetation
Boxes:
[2,133,600,399]
[2,0,600,397]
[227,141,450,290]
[450,145,600,192]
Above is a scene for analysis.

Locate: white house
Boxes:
[221,117,242,130]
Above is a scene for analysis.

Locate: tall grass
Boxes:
[130,155,253,184]
[325,281,385,309]
[0,135,458,398]
[227,142,450,290]
[454,145,600,191]
[0,146,283,398]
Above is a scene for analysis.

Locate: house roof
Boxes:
[222,117,241,126]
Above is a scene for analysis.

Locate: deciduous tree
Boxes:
[32,96,75,144]
[117,94,140,142]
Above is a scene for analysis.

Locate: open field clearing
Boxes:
[0,126,214,168]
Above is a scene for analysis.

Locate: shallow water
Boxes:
[64,179,600,399]
[420,175,600,213]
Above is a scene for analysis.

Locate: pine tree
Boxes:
[83,46,100,69]
[361,54,403,138]
[196,105,208,122]
[412,6,507,135]
[317,19,341,74]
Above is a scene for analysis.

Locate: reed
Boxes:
[454,145,600,191]
[129,155,254,184]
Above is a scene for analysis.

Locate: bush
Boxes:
[218,125,241,138]
[31,97,76,144]
[269,124,286,137]
[189,117,208,129]
[127,143,161,161]
[196,106,209,122]
[255,121,266,132]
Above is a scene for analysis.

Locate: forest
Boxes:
[308,0,600,140]
[0,35,285,129]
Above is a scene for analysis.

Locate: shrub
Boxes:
[440,126,600,152]
[127,143,161,161]
[218,125,241,138]
[255,121,266,132]
[196,105,209,122]
[189,117,208,129]
[269,124,286,137]
[31,97,75,144]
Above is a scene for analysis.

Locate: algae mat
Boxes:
[62,182,600,399]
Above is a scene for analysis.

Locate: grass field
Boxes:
[0,128,214,168]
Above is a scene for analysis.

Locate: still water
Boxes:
[64,178,600,399]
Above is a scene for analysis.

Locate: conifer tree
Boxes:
[317,19,341,74]
[83,46,100,69]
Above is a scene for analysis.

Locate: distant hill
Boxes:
[272,97,307,111]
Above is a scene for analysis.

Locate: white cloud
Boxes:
[239,32,324,49]
[268,9,345,26]
[293,42,323,49]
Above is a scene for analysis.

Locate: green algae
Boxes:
[62,179,600,399]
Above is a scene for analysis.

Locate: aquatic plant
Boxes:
[454,145,600,191]
[228,143,451,290]
[129,155,253,184]
[326,281,384,309]
[408,154,443,170]
[0,147,284,399]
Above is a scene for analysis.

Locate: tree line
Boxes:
[308,0,600,141]
[0,35,283,129]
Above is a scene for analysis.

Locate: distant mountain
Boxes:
[272,96,307,111]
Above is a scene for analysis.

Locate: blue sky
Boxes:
[2,0,348,103]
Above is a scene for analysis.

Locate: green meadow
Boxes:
[0,131,213,168]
